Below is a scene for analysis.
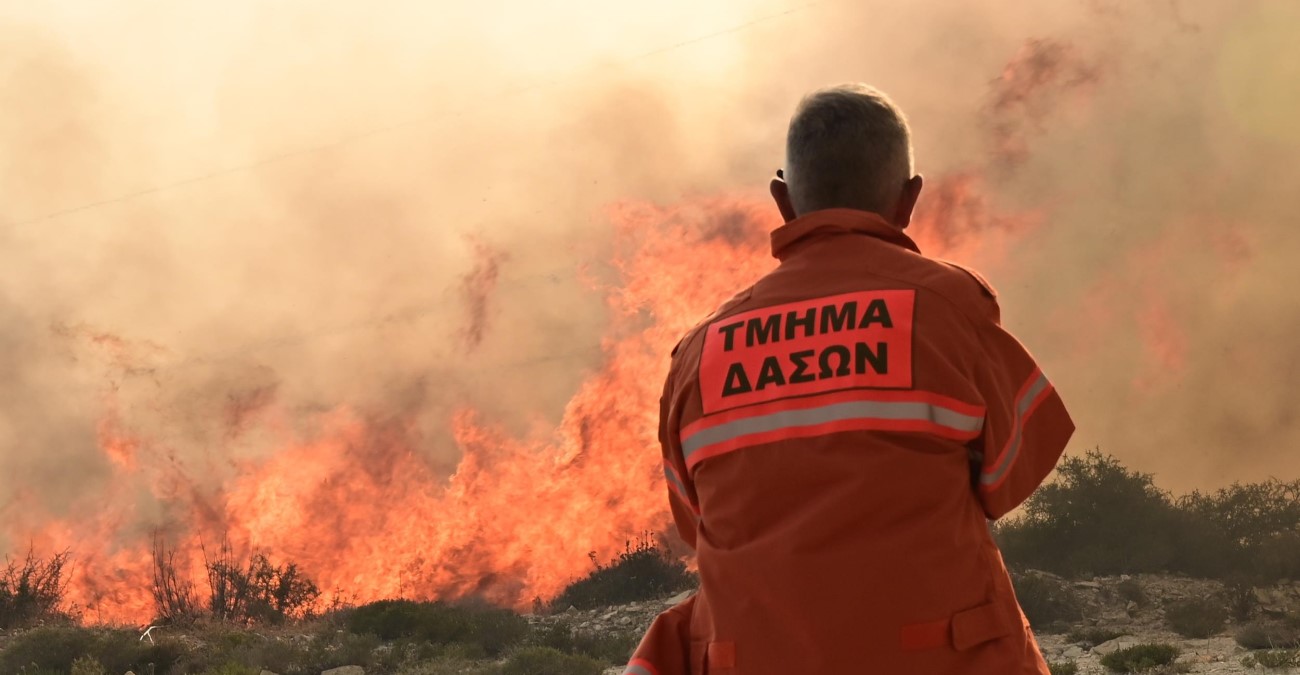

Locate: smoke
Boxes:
[0,0,1297,599]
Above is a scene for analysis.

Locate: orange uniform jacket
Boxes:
[625,209,1075,675]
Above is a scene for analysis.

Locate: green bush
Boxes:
[345,599,527,657]
[69,656,107,675]
[0,626,184,674]
[995,450,1182,577]
[198,664,261,675]
[1048,662,1079,675]
[1164,597,1228,638]
[1068,627,1127,646]
[1116,578,1148,607]
[1010,573,1082,631]
[1099,643,1179,672]
[1235,622,1300,650]
[1241,649,1300,669]
[0,549,71,630]
[996,451,1300,585]
[551,537,694,611]
[1221,576,1257,622]
[498,646,606,675]
[532,621,639,663]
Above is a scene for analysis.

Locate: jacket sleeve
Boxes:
[659,355,700,551]
[973,321,1075,520]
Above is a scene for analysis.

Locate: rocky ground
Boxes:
[547,574,1300,675]
[6,573,1299,674]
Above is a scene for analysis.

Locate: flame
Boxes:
[0,35,1113,627]
[2,183,1039,626]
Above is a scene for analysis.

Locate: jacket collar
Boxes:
[770,208,921,260]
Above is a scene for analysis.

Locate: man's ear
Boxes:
[893,175,924,229]
[770,172,798,223]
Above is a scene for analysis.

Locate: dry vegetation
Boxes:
[3,452,1299,673]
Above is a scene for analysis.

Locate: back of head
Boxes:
[784,84,914,217]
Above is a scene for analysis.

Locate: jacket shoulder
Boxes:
[910,257,1001,325]
[669,286,756,358]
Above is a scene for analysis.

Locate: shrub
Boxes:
[1235,622,1300,650]
[1164,597,1228,638]
[70,656,107,675]
[533,621,639,663]
[1068,627,1127,646]
[1176,480,1300,580]
[152,536,201,626]
[1221,576,1257,622]
[498,646,606,675]
[1241,649,1300,669]
[995,450,1184,577]
[551,536,693,611]
[1010,573,1082,631]
[1116,578,1148,607]
[1098,643,1179,672]
[204,541,321,625]
[198,664,261,675]
[345,599,527,657]
[0,626,184,675]
[1048,662,1079,675]
[0,549,71,630]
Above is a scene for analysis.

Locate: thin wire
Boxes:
[2,1,821,230]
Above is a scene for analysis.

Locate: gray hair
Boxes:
[783,84,914,216]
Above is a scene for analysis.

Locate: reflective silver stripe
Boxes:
[624,665,654,675]
[681,399,984,460]
[664,466,689,497]
[982,373,1051,487]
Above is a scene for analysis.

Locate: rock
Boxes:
[261,671,281,675]
[664,589,694,606]
[1063,645,1084,658]
[1074,581,1102,590]
[321,668,364,675]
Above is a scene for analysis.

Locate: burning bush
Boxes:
[550,537,694,611]
[0,548,71,630]
[152,537,201,626]
[205,542,321,625]
[1164,597,1228,638]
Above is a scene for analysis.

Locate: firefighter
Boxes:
[626,84,1075,674]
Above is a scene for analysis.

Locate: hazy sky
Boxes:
[2,0,1298,548]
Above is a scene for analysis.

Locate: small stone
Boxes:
[664,590,694,606]
[1074,581,1101,590]
[1063,645,1084,658]
[321,667,364,675]
[261,671,280,675]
